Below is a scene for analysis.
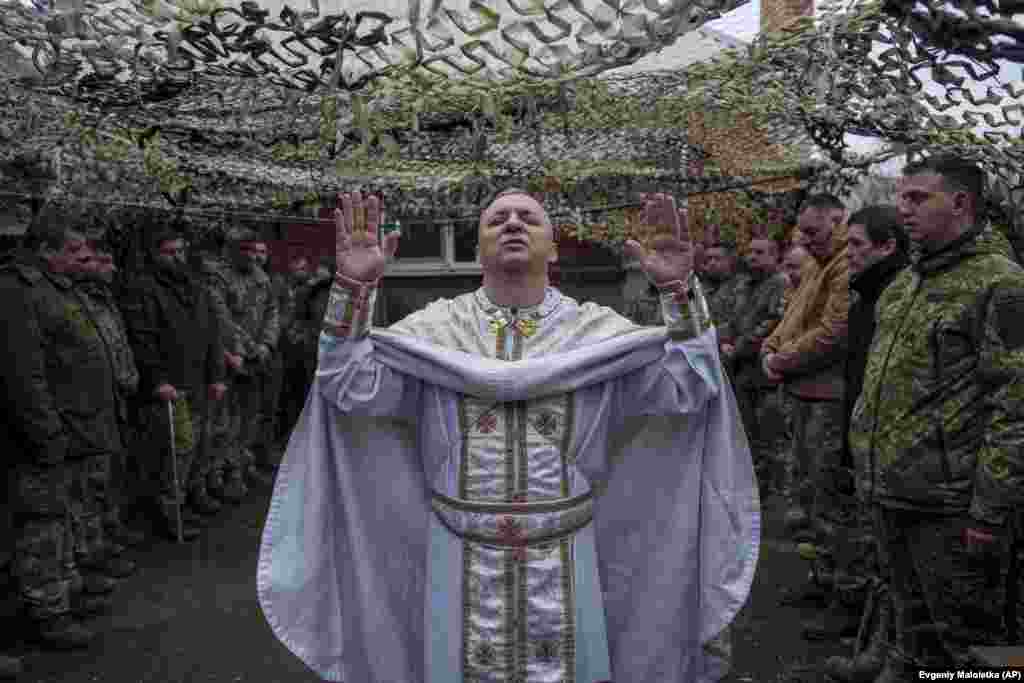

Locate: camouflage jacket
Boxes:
[720,271,787,366]
[272,273,302,340]
[203,261,280,361]
[849,225,1024,525]
[706,274,743,337]
[78,282,140,423]
[120,268,226,399]
[0,255,121,462]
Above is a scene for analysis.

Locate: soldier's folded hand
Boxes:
[964,523,1006,555]
[208,382,228,402]
[155,383,178,402]
[224,351,243,371]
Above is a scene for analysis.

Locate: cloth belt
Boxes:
[430,490,594,549]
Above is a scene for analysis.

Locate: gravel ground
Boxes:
[3,483,849,682]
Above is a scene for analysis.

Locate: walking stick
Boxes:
[167,400,184,544]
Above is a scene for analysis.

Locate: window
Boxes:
[386,216,483,276]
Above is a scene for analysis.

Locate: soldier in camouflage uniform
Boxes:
[702,243,743,330]
[264,256,309,449]
[203,227,280,500]
[0,214,111,649]
[718,239,787,493]
[849,154,1024,679]
[78,242,145,565]
[762,196,851,618]
[121,229,228,540]
[275,255,312,441]
[823,205,908,680]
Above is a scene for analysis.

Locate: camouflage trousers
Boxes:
[142,395,205,518]
[66,454,112,578]
[262,350,285,449]
[208,371,265,476]
[8,463,73,621]
[875,507,1010,669]
[786,398,859,569]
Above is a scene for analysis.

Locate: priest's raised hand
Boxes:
[334,191,401,283]
[623,193,694,298]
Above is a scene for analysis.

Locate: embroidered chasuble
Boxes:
[258,285,760,683]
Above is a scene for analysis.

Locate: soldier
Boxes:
[719,239,787,492]
[849,154,1024,679]
[276,255,312,439]
[702,243,742,328]
[780,244,812,302]
[823,205,908,680]
[761,195,851,613]
[120,229,228,540]
[77,242,145,565]
[203,227,280,500]
[264,255,308,451]
[0,210,113,649]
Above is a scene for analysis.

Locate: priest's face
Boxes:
[478,193,557,276]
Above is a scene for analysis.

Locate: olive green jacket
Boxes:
[849,224,1024,525]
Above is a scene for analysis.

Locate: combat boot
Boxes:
[822,622,888,683]
[207,470,227,501]
[801,598,861,641]
[220,469,248,503]
[110,526,146,548]
[0,654,22,678]
[245,463,274,487]
[36,615,94,650]
[72,593,113,619]
[190,486,222,516]
[81,573,117,595]
[100,556,137,579]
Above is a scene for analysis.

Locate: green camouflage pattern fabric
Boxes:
[849,226,1024,525]
[9,463,74,621]
[66,453,110,571]
[77,282,139,425]
[875,508,1010,669]
[203,262,280,361]
[706,274,743,335]
[719,271,788,363]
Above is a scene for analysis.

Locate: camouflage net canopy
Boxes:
[0,0,748,105]
[0,0,1021,243]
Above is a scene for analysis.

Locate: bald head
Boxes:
[477,188,557,277]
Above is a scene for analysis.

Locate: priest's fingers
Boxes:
[351,192,367,236]
[676,207,691,244]
[382,228,401,261]
[338,193,354,235]
[657,195,678,236]
[365,194,382,240]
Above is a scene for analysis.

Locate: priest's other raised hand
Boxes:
[335,191,401,282]
[623,193,694,291]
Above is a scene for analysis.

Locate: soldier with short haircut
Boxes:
[120,229,228,540]
[203,227,280,500]
[703,243,742,328]
[762,194,851,613]
[0,206,120,650]
[719,238,788,491]
[849,154,1024,678]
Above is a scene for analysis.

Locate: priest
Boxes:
[258,189,759,682]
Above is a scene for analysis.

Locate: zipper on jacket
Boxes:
[930,323,954,483]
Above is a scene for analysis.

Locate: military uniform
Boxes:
[850,225,1024,672]
[719,271,787,487]
[0,254,117,645]
[77,281,139,546]
[283,276,332,429]
[203,259,279,497]
[705,273,743,333]
[265,272,301,447]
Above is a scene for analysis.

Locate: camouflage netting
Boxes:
[0,0,1020,246]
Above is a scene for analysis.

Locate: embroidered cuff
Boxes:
[322,274,379,340]
[660,273,713,341]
